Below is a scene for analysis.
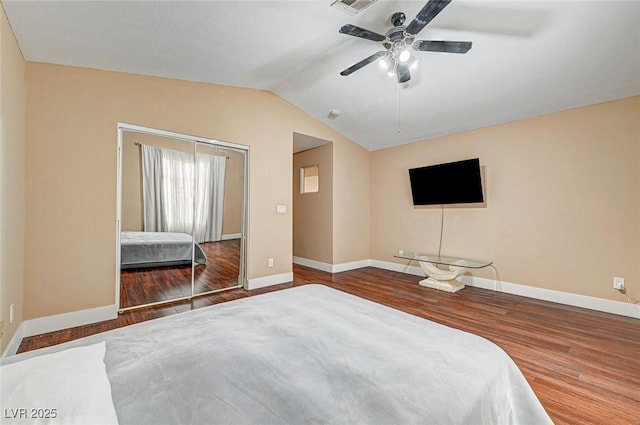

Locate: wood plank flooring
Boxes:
[17,265,640,425]
[119,239,240,308]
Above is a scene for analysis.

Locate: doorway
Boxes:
[292,133,333,268]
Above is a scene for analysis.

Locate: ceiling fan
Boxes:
[339,0,472,83]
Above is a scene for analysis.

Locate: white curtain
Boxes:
[142,144,226,243]
[194,153,226,243]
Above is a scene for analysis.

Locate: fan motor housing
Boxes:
[391,11,406,26]
[386,12,409,45]
[385,25,407,43]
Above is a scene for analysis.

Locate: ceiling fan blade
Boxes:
[339,24,387,43]
[340,51,388,76]
[396,64,411,83]
[405,0,452,36]
[413,40,472,54]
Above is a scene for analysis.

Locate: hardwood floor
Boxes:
[194,239,242,292]
[17,265,640,425]
[119,239,241,308]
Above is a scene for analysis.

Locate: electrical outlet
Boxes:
[613,277,625,290]
[398,249,404,256]
[10,304,14,324]
[268,258,274,267]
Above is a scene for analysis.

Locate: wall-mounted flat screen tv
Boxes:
[408,158,484,206]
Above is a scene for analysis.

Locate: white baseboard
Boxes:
[293,256,333,273]
[2,322,25,358]
[1,304,118,358]
[246,272,294,290]
[371,259,638,319]
[332,259,372,273]
[22,304,118,338]
[293,256,372,273]
[221,233,241,241]
[370,259,426,277]
[460,275,640,319]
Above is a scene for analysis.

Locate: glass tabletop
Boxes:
[394,253,492,269]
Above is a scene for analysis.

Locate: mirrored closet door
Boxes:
[193,142,247,297]
[117,124,248,312]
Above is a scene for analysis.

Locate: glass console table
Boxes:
[394,253,492,293]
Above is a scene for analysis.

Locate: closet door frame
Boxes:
[116,123,249,312]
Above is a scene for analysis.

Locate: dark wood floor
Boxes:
[18,265,640,425]
[120,239,241,308]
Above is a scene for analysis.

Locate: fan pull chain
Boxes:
[397,80,401,133]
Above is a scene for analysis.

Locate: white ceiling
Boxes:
[3,0,639,151]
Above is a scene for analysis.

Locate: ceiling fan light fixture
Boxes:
[398,49,411,63]
[337,0,473,84]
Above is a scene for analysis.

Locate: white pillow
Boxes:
[0,342,119,425]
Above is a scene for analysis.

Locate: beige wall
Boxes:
[371,96,640,302]
[24,62,370,319]
[293,142,333,264]
[333,137,371,264]
[0,5,26,352]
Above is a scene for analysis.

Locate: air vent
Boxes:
[330,0,378,16]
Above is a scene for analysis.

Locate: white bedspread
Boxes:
[1,285,552,425]
[0,342,119,425]
[120,231,206,268]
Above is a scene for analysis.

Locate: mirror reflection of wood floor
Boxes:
[120,239,240,309]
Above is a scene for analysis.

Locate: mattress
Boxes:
[1,284,552,425]
[120,231,206,269]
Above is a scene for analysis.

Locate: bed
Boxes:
[120,231,207,269]
[0,285,552,425]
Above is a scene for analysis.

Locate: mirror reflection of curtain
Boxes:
[194,152,226,243]
[142,145,194,233]
[142,144,226,242]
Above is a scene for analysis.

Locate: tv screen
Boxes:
[408,158,484,206]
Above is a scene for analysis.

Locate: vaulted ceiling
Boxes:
[3,0,639,151]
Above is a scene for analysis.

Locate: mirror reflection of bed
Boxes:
[119,238,241,308]
[119,127,247,310]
